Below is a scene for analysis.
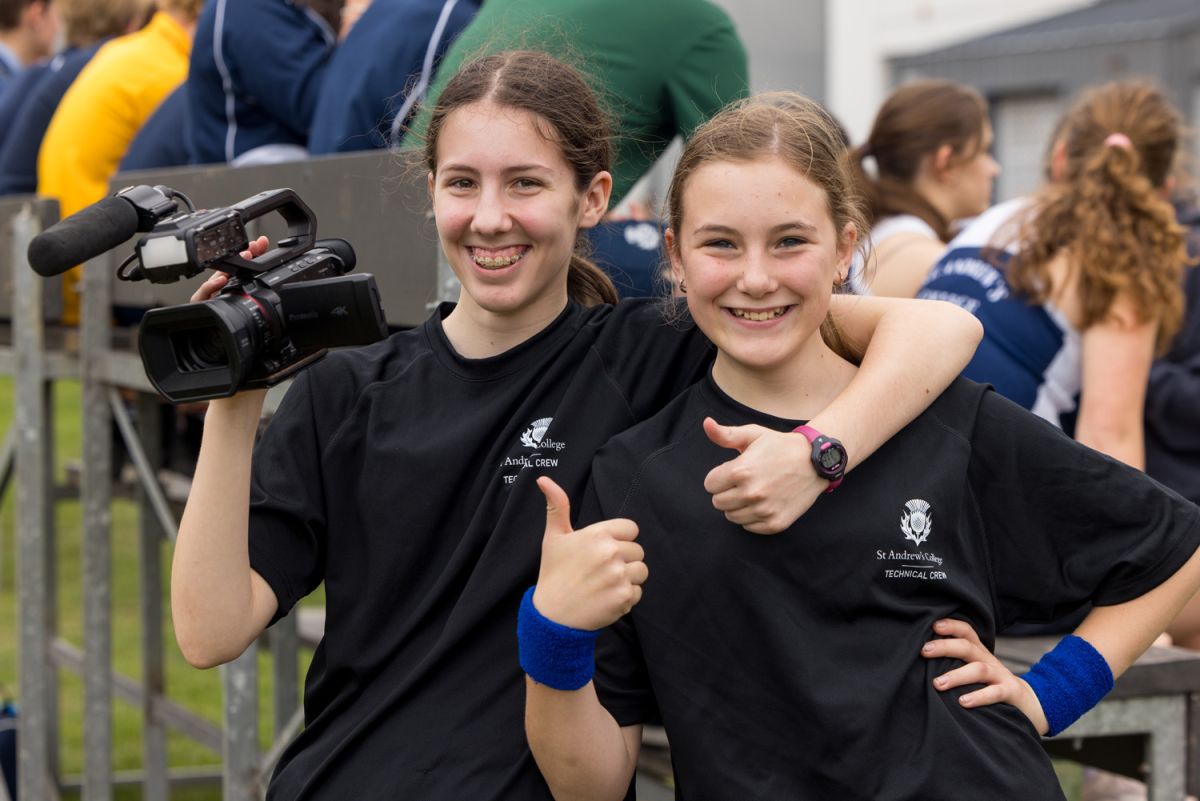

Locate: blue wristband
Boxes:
[1022,634,1114,736]
[517,586,599,691]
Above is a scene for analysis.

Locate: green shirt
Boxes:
[410,0,749,204]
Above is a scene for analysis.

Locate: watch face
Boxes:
[818,447,843,471]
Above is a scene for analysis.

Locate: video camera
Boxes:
[27,185,388,403]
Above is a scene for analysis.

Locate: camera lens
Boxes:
[171,326,229,371]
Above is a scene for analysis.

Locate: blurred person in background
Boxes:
[36,0,198,325]
[918,81,1186,471]
[0,0,148,195]
[849,80,999,297]
[118,80,189,171]
[0,0,57,95]
[187,0,352,166]
[408,0,749,206]
[308,0,478,154]
[1144,196,1200,650]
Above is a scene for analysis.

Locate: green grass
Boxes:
[0,375,317,798]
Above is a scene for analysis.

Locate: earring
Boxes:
[679,278,687,294]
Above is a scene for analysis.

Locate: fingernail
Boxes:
[922,642,934,653]
[960,694,973,706]
[934,677,946,688]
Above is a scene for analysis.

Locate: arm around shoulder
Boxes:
[819,295,981,468]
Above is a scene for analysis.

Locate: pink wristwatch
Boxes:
[793,425,848,493]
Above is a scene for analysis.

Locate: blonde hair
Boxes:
[154,0,201,24]
[58,0,146,45]
[666,93,868,360]
[1010,81,1187,353]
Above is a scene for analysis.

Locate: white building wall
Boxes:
[826,0,1095,143]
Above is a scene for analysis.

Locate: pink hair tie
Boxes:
[1104,132,1133,150]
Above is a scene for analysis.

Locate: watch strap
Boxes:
[793,424,846,493]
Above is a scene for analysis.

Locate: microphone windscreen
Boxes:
[27,196,141,277]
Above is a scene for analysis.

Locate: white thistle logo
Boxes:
[520,418,553,449]
[900,499,932,546]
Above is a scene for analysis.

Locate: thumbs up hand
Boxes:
[701,417,826,535]
[531,477,648,631]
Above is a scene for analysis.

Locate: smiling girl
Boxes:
[171,53,985,800]
[523,94,1200,801]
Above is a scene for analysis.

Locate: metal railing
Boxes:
[1,150,451,799]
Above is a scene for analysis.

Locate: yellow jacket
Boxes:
[38,11,190,324]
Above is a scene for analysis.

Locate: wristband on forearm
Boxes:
[1022,634,1114,736]
[517,586,599,691]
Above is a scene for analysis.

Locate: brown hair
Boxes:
[0,0,47,31]
[666,93,869,361]
[155,0,203,25]
[850,80,989,242]
[57,0,145,45]
[1009,81,1187,352]
[422,50,618,306]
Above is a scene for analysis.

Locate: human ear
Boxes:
[1049,140,1067,182]
[932,144,954,179]
[427,171,435,200]
[578,170,614,229]
[664,228,686,290]
[836,223,858,282]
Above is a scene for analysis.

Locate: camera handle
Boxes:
[210,188,319,277]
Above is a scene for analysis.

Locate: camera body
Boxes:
[123,186,387,402]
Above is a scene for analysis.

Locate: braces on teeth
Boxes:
[473,253,523,268]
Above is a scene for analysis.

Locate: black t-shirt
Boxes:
[587,375,1200,801]
[247,300,711,800]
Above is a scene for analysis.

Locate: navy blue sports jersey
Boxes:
[918,199,1081,433]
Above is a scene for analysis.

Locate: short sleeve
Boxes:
[582,443,660,726]
[968,390,1200,628]
[247,370,329,624]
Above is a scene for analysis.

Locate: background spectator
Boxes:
[308,0,477,155]
[918,81,1187,470]
[36,0,199,324]
[848,80,999,297]
[119,81,189,171]
[0,0,147,195]
[1144,200,1200,505]
[0,0,57,95]
[408,0,749,205]
[1143,201,1200,654]
[187,0,340,166]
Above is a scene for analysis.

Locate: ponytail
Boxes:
[567,233,618,306]
[852,80,988,244]
[1010,84,1188,354]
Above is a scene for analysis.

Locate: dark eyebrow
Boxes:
[771,221,818,235]
[693,222,819,236]
[438,163,556,176]
[503,164,555,174]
